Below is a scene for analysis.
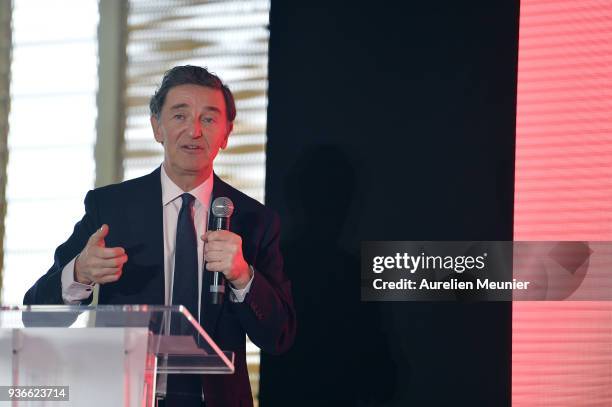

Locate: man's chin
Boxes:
[167,162,212,178]
[182,166,212,178]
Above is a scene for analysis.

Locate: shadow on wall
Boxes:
[260,144,397,406]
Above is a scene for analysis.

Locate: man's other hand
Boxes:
[203,230,252,289]
[74,224,128,285]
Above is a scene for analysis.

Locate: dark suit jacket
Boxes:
[24,167,296,407]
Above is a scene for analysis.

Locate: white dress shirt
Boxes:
[60,165,254,313]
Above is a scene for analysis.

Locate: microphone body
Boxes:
[213,216,230,232]
[209,197,234,304]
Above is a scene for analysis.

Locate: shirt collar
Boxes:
[160,164,214,208]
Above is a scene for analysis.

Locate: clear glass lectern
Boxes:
[0,305,234,406]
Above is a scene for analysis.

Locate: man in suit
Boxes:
[24,65,296,407]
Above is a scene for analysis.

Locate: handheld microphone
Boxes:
[209,196,234,304]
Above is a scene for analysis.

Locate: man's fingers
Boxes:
[205,260,226,272]
[91,267,123,284]
[93,267,122,276]
[203,230,234,242]
[92,246,126,259]
[96,270,122,284]
[76,225,127,285]
[88,224,109,247]
[204,241,231,253]
[204,251,225,262]
[92,254,128,268]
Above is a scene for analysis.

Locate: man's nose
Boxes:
[189,119,203,138]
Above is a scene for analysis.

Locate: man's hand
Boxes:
[74,224,128,285]
[203,230,252,289]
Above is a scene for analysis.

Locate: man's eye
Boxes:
[202,117,216,124]
[173,114,185,120]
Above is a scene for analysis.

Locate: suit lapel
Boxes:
[133,166,165,304]
[100,166,165,305]
[145,167,165,302]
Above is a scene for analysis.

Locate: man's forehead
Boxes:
[164,84,226,111]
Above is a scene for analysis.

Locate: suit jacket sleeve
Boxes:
[231,211,296,355]
[23,191,99,305]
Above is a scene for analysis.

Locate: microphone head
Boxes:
[211,196,234,218]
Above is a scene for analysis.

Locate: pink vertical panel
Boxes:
[514,0,612,406]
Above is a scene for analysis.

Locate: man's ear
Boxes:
[221,122,233,150]
[150,115,163,144]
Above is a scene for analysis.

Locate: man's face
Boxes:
[151,84,233,183]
